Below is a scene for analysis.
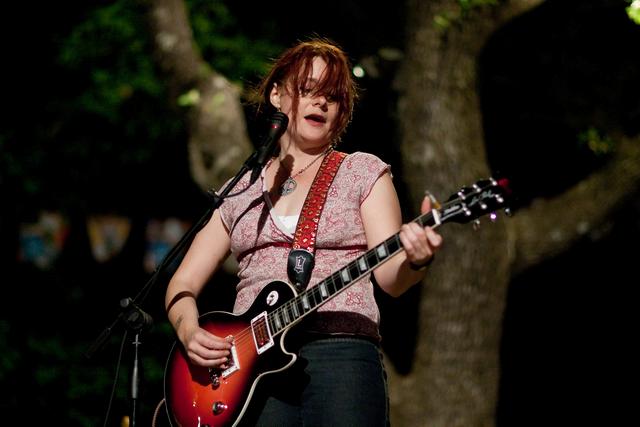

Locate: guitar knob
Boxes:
[208,368,220,388]
[213,401,228,415]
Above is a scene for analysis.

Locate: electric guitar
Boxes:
[164,178,511,426]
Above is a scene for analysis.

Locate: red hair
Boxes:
[254,37,359,143]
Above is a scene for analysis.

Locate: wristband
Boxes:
[409,256,434,271]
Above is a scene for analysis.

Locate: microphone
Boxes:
[250,112,289,183]
[120,297,153,332]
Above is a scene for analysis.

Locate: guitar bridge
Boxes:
[251,311,274,354]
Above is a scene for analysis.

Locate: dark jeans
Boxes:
[240,336,390,427]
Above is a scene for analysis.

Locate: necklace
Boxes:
[278,147,333,196]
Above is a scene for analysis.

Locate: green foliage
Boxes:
[578,127,615,156]
[177,88,201,107]
[458,0,499,12]
[187,0,281,87]
[435,0,499,29]
[58,0,163,123]
[2,0,281,212]
[628,0,640,24]
[57,0,280,120]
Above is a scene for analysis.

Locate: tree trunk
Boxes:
[390,1,539,426]
[391,1,640,426]
[144,0,253,193]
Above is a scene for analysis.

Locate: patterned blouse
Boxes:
[219,151,391,340]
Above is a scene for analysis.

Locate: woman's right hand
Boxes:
[182,326,234,368]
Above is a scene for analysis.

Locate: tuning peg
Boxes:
[473,219,481,230]
[504,207,513,217]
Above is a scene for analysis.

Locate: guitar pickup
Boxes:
[251,311,274,354]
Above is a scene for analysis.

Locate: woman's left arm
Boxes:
[361,172,443,297]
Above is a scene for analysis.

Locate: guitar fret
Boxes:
[376,243,388,259]
[340,268,351,283]
[282,306,290,324]
[332,272,344,291]
[274,312,282,330]
[319,282,328,298]
[326,275,337,294]
[268,316,275,334]
[291,300,300,317]
[348,263,360,282]
[358,257,368,272]
[366,250,379,268]
[310,288,320,306]
[386,236,401,254]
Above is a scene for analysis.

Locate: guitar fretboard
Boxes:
[265,207,441,335]
[263,178,506,336]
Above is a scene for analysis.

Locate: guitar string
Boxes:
[218,235,398,353]
[220,212,434,351]
[215,185,501,355]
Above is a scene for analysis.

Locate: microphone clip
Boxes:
[120,297,154,332]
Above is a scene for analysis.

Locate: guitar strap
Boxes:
[287,149,347,291]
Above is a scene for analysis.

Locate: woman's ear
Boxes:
[269,83,281,110]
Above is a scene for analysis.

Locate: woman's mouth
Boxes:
[304,114,326,125]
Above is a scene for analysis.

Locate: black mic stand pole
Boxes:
[120,297,153,427]
[85,143,265,426]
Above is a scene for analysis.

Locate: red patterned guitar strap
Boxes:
[287,149,347,291]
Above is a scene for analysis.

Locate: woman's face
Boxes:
[271,56,340,147]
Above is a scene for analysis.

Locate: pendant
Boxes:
[279,177,297,196]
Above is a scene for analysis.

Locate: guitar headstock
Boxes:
[438,178,512,225]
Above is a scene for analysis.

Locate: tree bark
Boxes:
[143,0,253,193]
[392,1,640,426]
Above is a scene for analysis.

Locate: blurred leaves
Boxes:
[58,0,163,123]
[628,0,640,24]
[187,0,281,87]
[435,0,499,29]
[2,0,280,213]
[578,127,616,155]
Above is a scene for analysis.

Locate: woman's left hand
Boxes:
[398,195,443,269]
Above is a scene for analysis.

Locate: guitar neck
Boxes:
[265,178,507,336]
[266,205,444,336]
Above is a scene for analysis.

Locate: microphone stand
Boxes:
[85,140,266,426]
[120,297,153,427]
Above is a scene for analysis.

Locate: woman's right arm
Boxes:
[165,209,234,367]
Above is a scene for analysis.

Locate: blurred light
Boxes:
[352,65,365,78]
[378,47,404,62]
[18,211,69,270]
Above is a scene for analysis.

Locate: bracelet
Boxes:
[409,256,434,271]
